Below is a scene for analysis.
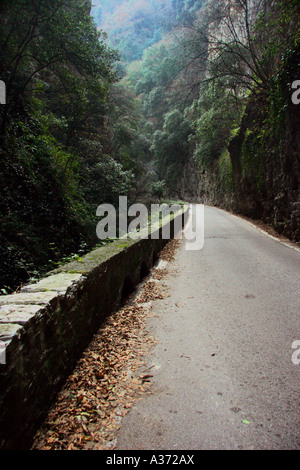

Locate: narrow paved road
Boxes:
[116,205,300,450]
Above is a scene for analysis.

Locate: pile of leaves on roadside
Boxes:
[136,278,170,303]
[31,239,180,451]
[31,302,157,450]
[158,238,181,262]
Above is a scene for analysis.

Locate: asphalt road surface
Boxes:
[116,205,300,450]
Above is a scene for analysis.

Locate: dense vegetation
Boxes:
[0,0,299,291]
[105,0,299,235]
[0,0,153,292]
[91,0,204,62]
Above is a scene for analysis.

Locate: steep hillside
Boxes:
[91,0,205,62]
[116,0,300,241]
[91,0,172,62]
[1,0,298,293]
[0,0,152,292]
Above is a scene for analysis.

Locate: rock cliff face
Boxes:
[176,44,299,243]
[227,45,300,241]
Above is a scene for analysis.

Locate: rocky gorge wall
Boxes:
[228,45,300,242]
[176,46,300,243]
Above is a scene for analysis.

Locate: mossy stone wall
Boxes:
[0,207,188,450]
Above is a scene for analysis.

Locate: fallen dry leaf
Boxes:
[31,238,181,451]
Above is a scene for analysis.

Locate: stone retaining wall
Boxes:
[0,207,189,450]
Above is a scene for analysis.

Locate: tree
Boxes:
[190,78,243,169]
[151,109,192,191]
[0,0,142,291]
[175,0,300,96]
[0,0,118,135]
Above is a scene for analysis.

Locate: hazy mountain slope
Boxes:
[91,0,204,61]
[91,0,173,61]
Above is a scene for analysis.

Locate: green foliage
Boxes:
[218,149,233,193]
[190,80,243,169]
[253,0,300,84]
[91,0,174,62]
[151,180,167,199]
[0,0,144,291]
[124,34,198,192]
[151,109,191,191]
[172,0,204,20]
[267,50,297,140]
[0,131,94,290]
[2,0,299,290]
[0,0,118,129]
[82,156,135,207]
[130,43,179,97]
